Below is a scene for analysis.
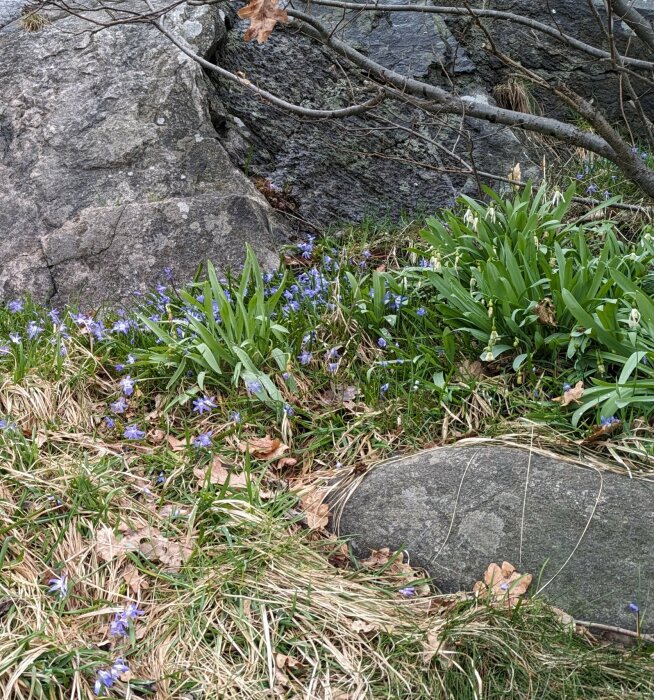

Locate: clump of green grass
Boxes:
[2,185,654,697]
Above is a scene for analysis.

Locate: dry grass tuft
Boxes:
[0,373,98,433]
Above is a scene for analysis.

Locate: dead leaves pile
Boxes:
[473,561,532,608]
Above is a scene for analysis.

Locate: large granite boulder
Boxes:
[0,3,286,305]
[337,446,654,633]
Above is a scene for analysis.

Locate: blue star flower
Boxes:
[123,425,145,440]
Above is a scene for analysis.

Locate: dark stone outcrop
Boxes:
[212,1,538,226]
[336,445,654,633]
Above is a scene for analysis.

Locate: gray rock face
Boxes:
[213,2,537,226]
[450,0,654,123]
[0,4,285,305]
[337,446,654,633]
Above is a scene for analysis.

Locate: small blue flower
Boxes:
[193,431,212,448]
[112,319,130,335]
[126,354,136,365]
[104,417,116,429]
[327,362,339,374]
[416,307,426,317]
[192,396,217,414]
[0,345,10,355]
[283,404,294,417]
[110,615,129,637]
[94,669,115,695]
[377,338,388,349]
[282,372,291,381]
[586,183,599,195]
[119,375,135,396]
[114,363,125,372]
[246,381,263,394]
[380,383,390,394]
[123,425,145,440]
[7,300,23,313]
[229,411,241,423]
[398,586,416,597]
[600,415,619,426]
[629,602,640,613]
[163,266,174,281]
[124,603,144,620]
[563,383,571,392]
[26,321,44,339]
[48,572,68,598]
[110,396,128,413]
[298,350,312,365]
[156,471,165,484]
[9,333,21,344]
[111,657,129,679]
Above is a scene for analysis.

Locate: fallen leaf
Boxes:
[534,298,557,327]
[349,618,379,634]
[553,380,584,406]
[194,455,248,488]
[458,360,484,381]
[360,547,391,568]
[275,653,301,670]
[166,435,187,451]
[299,489,330,529]
[237,0,289,43]
[239,435,288,460]
[95,525,138,563]
[473,561,532,608]
[121,563,149,595]
[277,456,297,469]
[582,418,623,444]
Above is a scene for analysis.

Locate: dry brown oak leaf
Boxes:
[237,0,289,43]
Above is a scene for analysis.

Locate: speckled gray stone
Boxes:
[337,446,654,632]
[0,2,286,305]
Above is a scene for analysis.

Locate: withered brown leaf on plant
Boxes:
[194,455,248,488]
[237,0,289,44]
[473,561,532,608]
[534,297,557,327]
[552,380,584,406]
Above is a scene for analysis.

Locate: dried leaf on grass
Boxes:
[582,419,623,444]
[553,380,584,406]
[237,0,288,43]
[299,489,330,529]
[349,618,379,634]
[239,435,288,460]
[359,547,430,595]
[194,455,248,488]
[121,563,149,595]
[166,435,187,452]
[534,297,557,327]
[94,524,193,573]
[95,525,138,563]
[473,561,532,608]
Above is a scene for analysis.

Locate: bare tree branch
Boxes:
[610,0,654,51]
[290,0,654,70]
